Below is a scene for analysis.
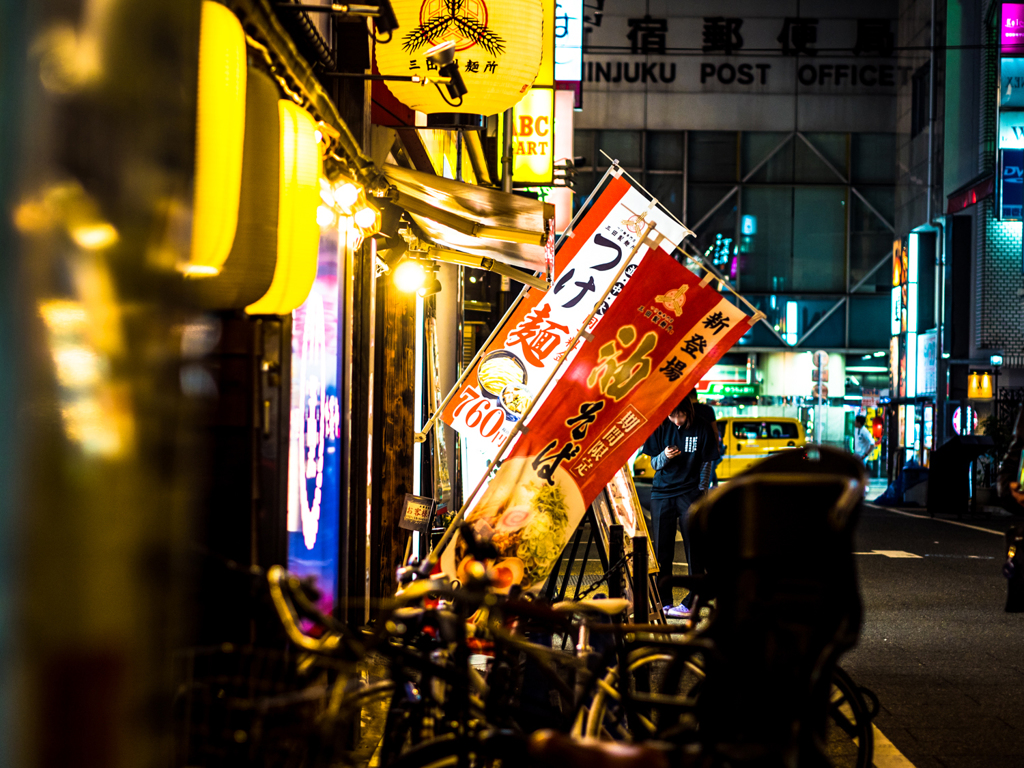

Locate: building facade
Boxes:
[576,0,899,448]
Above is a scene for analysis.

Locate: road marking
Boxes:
[872,550,922,559]
[868,504,1005,537]
[855,550,922,558]
[873,723,917,767]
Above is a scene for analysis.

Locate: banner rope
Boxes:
[597,149,767,324]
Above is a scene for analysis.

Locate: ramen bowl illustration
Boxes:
[478,351,527,399]
[499,383,532,421]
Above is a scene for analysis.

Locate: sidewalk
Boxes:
[865,475,1020,533]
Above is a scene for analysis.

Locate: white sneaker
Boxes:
[663,603,691,619]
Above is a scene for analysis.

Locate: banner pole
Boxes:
[415,286,530,443]
[597,150,766,325]
[426,220,659,568]
[418,165,627,443]
[553,164,619,251]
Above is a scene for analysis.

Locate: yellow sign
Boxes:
[499,87,554,184]
[374,0,544,116]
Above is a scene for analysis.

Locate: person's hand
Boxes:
[664,446,681,459]
[1010,481,1024,506]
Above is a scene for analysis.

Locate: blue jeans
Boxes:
[650,494,696,607]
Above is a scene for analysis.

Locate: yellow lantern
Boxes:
[246,101,321,315]
[374,0,544,115]
[188,1,247,275]
[968,371,994,399]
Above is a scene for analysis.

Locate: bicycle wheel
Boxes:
[580,649,873,768]
[824,666,874,768]
[580,650,704,742]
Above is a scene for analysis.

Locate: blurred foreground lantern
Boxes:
[968,371,994,400]
[374,0,544,115]
[188,67,280,309]
[246,101,321,315]
[188,1,247,275]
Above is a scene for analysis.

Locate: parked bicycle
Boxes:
[176,447,877,768]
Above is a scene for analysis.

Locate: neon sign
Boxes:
[288,230,341,611]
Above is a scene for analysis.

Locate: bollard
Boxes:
[1005,526,1024,612]
[608,524,624,600]
[632,535,650,695]
[632,536,649,624]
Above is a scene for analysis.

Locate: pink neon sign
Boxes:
[1003,4,1024,52]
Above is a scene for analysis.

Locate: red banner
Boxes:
[440,247,752,592]
[440,175,690,447]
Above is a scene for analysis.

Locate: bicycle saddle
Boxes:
[529,730,673,768]
[551,598,631,617]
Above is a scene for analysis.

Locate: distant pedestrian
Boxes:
[853,415,875,464]
[642,395,717,618]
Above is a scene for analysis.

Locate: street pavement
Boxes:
[842,502,1024,768]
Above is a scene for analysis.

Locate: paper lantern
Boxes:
[246,101,321,315]
[189,67,280,309]
[374,0,544,115]
[188,1,246,274]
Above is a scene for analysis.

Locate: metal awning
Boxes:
[382,164,554,277]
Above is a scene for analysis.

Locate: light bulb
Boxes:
[316,205,336,227]
[71,222,118,250]
[354,206,377,229]
[319,178,335,207]
[393,260,426,293]
[333,181,359,210]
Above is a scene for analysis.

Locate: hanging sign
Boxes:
[440,175,690,447]
[374,0,544,115]
[1004,4,1024,54]
[554,0,584,82]
[499,87,555,184]
[399,494,436,535]
[440,247,751,592]
[1001,148,1024,219]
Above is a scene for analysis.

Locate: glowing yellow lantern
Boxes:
[246,101,321,315]
[373,0,544,115]
[968,371,994,399]
[188,1,247,275]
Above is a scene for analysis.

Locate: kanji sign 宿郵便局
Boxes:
[439,247,752,592]
[440,175,689,448]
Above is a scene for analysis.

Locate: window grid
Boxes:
[571,130,895,351]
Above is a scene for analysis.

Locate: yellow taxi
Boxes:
[632,451,655,480]
[631,416,806,481]
[716,416,805,479]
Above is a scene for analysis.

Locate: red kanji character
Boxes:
[506,305,570,367]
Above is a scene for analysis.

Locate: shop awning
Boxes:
[946,173,994,214]
[382,164,554,276]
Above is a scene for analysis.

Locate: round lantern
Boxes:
[374,0,544,116]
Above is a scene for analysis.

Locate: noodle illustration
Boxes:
[478,354,525,396]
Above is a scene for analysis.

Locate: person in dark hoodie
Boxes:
[641,394,717,618]
[996,408,1024,611]
[997,407,1024,513]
